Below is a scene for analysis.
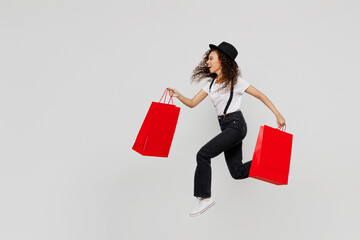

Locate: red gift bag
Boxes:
[132,88,180,158]
[249,125,293,185]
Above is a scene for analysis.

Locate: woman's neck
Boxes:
[216,73,225,83]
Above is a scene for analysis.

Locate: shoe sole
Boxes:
[189,200,215,217]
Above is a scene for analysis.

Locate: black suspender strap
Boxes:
[209,78,215,92]
[223,85,233,115]
[209,79,234,116]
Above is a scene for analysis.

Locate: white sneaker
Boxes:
[189,197,215,217]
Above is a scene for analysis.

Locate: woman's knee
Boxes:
[196,148,210,163]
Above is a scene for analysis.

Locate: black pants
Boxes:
[194,111,252,198]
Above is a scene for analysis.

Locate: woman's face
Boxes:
[206,50,222,75]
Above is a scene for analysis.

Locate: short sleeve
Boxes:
[202,80,211,94]
[235,77,250,94]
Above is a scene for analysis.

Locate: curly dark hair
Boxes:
[190,49,242,93]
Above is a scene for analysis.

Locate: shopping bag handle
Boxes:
[278,124,286,132]
[159,88,174,105]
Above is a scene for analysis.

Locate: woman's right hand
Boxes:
[168,88,180,98]
[276,113,286,129]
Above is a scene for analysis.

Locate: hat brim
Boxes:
[209,44,218,50]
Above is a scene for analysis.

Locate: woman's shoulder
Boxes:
[236,75,246,81]
[201,78,213,93]
[202,78,213,85]
[236,76,249,85]
[234,76,250,93]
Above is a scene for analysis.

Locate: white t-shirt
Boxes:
[202,76,250,116]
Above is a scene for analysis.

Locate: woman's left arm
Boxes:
[245,85,286,129]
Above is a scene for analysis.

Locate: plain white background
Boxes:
[1,0,359,239]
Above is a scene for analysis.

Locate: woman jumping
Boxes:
[168,41,286,217]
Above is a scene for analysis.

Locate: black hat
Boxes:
[209,41,238,61]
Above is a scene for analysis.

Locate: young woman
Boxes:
[168,41,286,217]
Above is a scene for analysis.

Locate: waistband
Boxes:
[217,111,242,120]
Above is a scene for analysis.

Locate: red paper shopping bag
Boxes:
[132,88,180,158]
[249,125,293,185]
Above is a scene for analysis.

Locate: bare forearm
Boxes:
[245,85,286,128]
[259,94,280,117]
[177,93,194,108]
